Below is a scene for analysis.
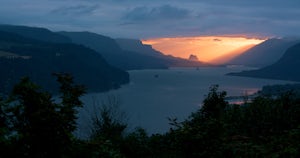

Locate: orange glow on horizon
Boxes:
[142,36,265,64]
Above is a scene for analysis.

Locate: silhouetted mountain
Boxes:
[227,43,300,81]
[115,38,163,57]
[0,30,129,94]
[211,44,255,65]
[59,32,207,70]
[59,32,172,70]
[115,38,208,68]
[0,24,71,43]
[227,38,300,67]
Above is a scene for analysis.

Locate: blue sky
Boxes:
[1,0,300,38]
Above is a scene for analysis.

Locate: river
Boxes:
[75,66,296,138]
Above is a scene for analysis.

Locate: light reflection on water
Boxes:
[76,67,296,138]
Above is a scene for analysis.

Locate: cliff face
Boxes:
[115,38,164,57]
[188,54,199,61]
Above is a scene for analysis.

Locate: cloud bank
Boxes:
[0,0,300,38]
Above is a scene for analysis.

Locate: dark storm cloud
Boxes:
[123,5,190,22]
[51,5,99,16]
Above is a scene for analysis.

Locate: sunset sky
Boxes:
[142,36,265,63]
[1,0,300,62]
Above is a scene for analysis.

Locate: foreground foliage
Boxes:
[0,78,300,157]
[116,85,300,158]
[0,74,85,157]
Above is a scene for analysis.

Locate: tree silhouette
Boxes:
[6,73,85,157]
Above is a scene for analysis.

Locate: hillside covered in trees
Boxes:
[0,30,129,94]
[0,77,299,157]
[228,42,300,82]
[227,38,300,67]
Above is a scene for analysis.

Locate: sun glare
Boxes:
[142,36,265,64]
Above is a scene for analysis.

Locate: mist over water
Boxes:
[76,67,296,138]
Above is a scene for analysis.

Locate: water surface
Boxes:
[76,67,295,138]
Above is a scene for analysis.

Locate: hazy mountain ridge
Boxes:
[0,24,71,43]
[115,38,208,68]
[0,25,207,70]
[0,24,207,95]
[59,31,172,70]
[211,44,256,65]
[227,38,300,67]
[227,42,300,81]
[0,30,129,94]
[115,38,164,57]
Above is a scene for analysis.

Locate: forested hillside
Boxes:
[0,31,129,94]
[228,42,300,81]
[0,24,71,43]
[228,38,300,67]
